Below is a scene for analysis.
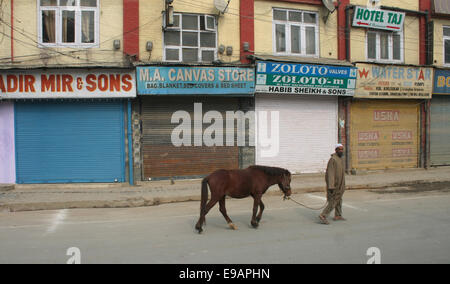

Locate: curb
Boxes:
[0,195,202,213]
[1,180,449,212]
[0,184,15,192]
[0,186,339,213]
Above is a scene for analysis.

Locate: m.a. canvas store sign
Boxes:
[0,69,136,99]
[136,66,255,96]
[352,6,405,32]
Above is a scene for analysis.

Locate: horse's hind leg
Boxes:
[219,197,237,230]
[251,194,262,228]
[195,197,219,233]
[256,200,265,223]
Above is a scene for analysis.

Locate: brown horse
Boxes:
[195,165,292,233]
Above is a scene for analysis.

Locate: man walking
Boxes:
[319,144,346,225]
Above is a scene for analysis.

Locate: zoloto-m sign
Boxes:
[0,69,136,99]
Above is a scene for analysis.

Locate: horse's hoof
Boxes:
[228,223,238,230]
[195,226,203,234]
[251,222,259,228]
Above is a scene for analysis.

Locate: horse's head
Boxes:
[278,171,292,197]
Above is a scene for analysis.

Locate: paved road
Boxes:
[0,188,449,264]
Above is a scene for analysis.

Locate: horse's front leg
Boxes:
[251,195,261,228]
[219,197,237,230]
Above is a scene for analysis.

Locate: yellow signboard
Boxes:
[350,100,419,170]
[355,63,433,99]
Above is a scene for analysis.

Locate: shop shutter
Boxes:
[0,102,15,184]
[15,101,125,183]
[141,96,242,179]
[430,96,450,166]
[255,94,338,174]
[350,100,419,170]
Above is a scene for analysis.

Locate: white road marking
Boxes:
[0,206,311,230]
[45,209,67,235]
[306,194,369,212]
[171,205,303,219]
[2,194,449,231]
[363,195,446,203]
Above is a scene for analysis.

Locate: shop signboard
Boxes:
[352,6,405,32]
[434,69,450,95]
[355,63,433,99]
[136,66,255,95]
[255,61,357,96]
[0,69,136,99]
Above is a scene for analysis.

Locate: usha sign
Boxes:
[352,6,405,32]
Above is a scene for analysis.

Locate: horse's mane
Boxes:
[249,165,291,177]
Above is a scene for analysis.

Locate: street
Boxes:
[0,187,449,264]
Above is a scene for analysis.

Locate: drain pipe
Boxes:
[345,4,355,62]
[127,99,134,185]
[11,0,14,62]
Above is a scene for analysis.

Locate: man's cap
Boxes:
[335,143,344,149]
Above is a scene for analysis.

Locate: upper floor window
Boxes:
[39,0,99,47]
[273,8,319,57]
[367,30,403,63]
[444,26,450,65]
[164,13,217,63]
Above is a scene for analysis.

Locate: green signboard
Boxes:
[255,61,357,96]
[352,6,405,32]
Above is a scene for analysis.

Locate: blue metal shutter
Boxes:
[430,96,450,166]
[15,101,125,183]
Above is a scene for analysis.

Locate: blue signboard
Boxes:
[255,61,357,96]
[136,66,255,96]
[434,69,450,95]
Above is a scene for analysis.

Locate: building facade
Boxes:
[130,0,255,181]
[244,0,353,174]
[1,0,448,185]
[343,0,435,172]
[428,0,450,166]
[0,0,136,184]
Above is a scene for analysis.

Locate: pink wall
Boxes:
[0,102,15,184]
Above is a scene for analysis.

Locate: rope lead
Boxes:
[284,195,328,211]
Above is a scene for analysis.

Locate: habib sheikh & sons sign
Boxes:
[255,61,357,96]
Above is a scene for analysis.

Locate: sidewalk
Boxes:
[1,167,450,212]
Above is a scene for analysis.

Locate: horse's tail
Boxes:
[200,176,209,215]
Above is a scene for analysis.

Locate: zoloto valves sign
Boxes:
[255,61,357,96]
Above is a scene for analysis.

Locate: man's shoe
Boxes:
[318,215,330,225]
[333,216,346,221]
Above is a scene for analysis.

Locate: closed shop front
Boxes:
[255,94,339,173]
[350,100,420,170]
[1,69,136,184]
[430,69,450,166]
[136,66,255,180]
[15,101,126,183]
[255,61,357,174]
[0,101,15,184]
[351,63,433,170]
[141,96,246,179]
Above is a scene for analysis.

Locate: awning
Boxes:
[432,0,450,16]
